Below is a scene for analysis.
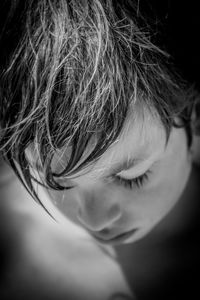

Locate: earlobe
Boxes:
[191,100,200,165]
[191,135,200,165]
[192,99,200,136]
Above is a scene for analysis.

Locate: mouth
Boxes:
[91,228,138,245]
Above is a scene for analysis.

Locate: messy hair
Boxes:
[0,0,196,205]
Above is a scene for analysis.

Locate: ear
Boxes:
[191,100,200,165]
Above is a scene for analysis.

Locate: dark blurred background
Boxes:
[140,0,200,89]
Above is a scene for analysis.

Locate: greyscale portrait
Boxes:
[0,1,200,299]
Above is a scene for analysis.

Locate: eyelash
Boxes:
[113,171,150,190]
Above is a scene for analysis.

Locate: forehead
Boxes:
[62,106,167,181]
[96,108,165,170]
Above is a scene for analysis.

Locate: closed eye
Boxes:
[112,170,151,189]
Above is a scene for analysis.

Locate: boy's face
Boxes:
[48,108,192,245]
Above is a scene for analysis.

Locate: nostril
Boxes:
[107,204,121,222]
[77,203,121,231]
[77,206,84,221]
[98,227,110,235]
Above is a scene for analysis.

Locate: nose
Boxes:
[77,188,122,232]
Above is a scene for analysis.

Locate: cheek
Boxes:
[147,132,192,222]
[157,140,191,212]
[121,150,191,228]
[140,154,191,226]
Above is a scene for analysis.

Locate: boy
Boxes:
[0,1,199,299]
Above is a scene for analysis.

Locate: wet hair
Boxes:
[0,0,197,206]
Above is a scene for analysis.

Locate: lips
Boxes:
[91,228,138,245]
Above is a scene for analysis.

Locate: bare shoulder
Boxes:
[0,160,133,300]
